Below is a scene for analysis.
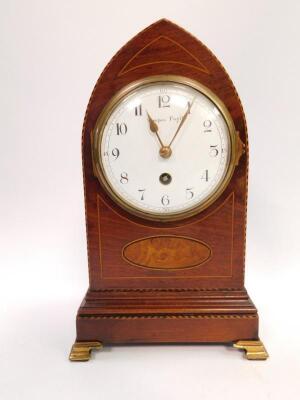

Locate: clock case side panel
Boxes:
[81,19,249,291]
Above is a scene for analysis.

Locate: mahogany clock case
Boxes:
[70,19,268,360]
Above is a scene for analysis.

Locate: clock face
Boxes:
[93,76,236,221]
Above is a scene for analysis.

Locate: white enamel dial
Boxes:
[94,78,235,220]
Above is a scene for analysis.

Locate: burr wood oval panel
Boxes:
[122,236,212,270]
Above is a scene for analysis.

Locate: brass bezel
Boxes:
[92,75,237,222]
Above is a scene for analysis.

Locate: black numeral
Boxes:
[134,104,142,116]
[203,120,212,133]
[104,148,120,160]
[209,145,219,157]
[201,170,209,182]
[161,195,170,206]
[111,148,120,160]
[138,189,146,200]
[186,188,194,200]
[120,172,128,184]
[116,123,127,135]
[158,95,170,108]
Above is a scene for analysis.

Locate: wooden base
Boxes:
[69,288,267,360]
[75,313,259,343]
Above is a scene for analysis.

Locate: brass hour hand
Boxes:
[146,111,163,146]
[147,111,158,134]
[146,111,171,158]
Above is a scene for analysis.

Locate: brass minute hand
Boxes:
[168,98,195,148]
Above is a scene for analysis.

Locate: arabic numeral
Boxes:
[135,104,142,116]
[104,148,120,160]
[201,169,209,182]
[138,189,146,200]
[158,95,170,108]
[111,148,120,160]
[209,145,219,157]
[186,187,194,200]
[161,194,170,206]
[116,122,127,135]
[203,120,212,133]
[120,172,128,184]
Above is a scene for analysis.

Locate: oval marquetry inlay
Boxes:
[123,236,211,270]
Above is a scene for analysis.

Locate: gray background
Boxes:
[1,1,299,399]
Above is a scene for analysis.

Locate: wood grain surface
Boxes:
[122,235,212,270]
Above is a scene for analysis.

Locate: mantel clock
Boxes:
[69,19,268,361]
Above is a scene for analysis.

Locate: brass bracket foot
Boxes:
[69,341,103,361]
[233,340,268,360]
